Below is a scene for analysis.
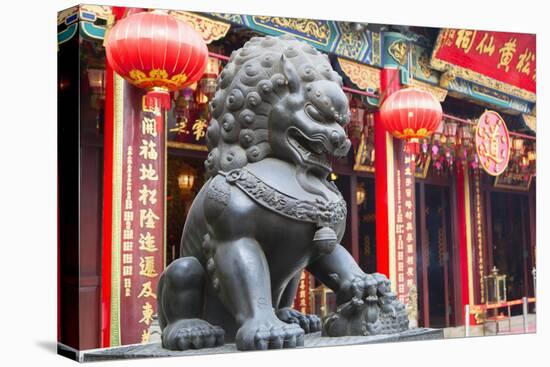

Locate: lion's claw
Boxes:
[236,317,304,351]
[276,307,321,333]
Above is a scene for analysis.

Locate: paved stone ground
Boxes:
[444,313,536,338]
[76,328,443,362]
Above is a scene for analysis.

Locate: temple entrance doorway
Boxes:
[416,183,456,328]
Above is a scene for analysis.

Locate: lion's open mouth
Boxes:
[287,128,331,170]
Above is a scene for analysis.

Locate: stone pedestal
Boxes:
[72,328,443,362]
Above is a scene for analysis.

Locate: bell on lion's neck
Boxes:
[313,226,337,254]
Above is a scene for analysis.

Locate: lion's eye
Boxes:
[305,104,326,123]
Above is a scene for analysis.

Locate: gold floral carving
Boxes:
[337,57,380,91]
[169,11,231,44]
[417,51,433,79]
[410,79,447,102]
[57,6,78,25]
[128,69,187,91]
[522,113,536,132]
[388,40,408,65]
[252,16,330,45]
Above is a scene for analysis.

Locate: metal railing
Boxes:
[464,297,536,336]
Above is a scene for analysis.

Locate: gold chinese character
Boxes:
[139,185,157,206]
[444,29,456,47]
[123,211,134,222]
[516,48,535,75]
[139,232,158,252]
[141,329,151,344]
[139,256,158,278]
[139,302,154,325]
[123,241,133,252]
[139,164,158,181]
[139,140,158,160]
[478,120,505,164]
[497,38,517,72]
[169,119,190,135]
[192,119,208,141]
[139,209,159,229]
[475,33,495,56]
[123,265,133,276]
[123,253,133,264]
[396,223,404,234]
[455,29,477,53]
[138,281,157,299]
[142,117,158,137]
[124,278,132,297]
[123,229,133,240]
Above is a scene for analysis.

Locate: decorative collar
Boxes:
[219,168,346,227]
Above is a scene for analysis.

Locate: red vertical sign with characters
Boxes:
[293,271,311,314]
[394,146,417,308]
[118,82,165,345]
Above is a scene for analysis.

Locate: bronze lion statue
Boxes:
[157,34,408,351]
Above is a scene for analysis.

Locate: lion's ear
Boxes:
[280,54,301,94]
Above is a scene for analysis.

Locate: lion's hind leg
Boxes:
[158,257,224,350]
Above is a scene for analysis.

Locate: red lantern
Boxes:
[379,87,443,141]
[105,10,209,109]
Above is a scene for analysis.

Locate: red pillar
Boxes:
[456,164,474,324]
[374,67,400,277]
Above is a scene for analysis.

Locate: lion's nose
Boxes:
[333,138,351,158]
[330,130,346,148]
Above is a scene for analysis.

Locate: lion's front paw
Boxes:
[162,319,225,350]
[322,296,380,337]
[236,317,305,351]
[276,307,321,333]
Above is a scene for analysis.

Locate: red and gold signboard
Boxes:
[475,110,511,176]
[431,29,536,101]
[110,75,166,346]
[393,147,417,306]
[167,97,209,151]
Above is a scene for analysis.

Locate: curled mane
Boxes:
[204,34,343,178]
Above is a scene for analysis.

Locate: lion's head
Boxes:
[205,34,351,178]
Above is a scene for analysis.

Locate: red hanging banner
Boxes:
[393,146,417,308]
[293,271,311,314]
[431,29,535,101]
[108,76,166,346]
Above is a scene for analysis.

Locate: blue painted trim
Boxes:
[81,11,96,22]
[57,23,78,45]
[80,21,105,40]
[65,13,78,25]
